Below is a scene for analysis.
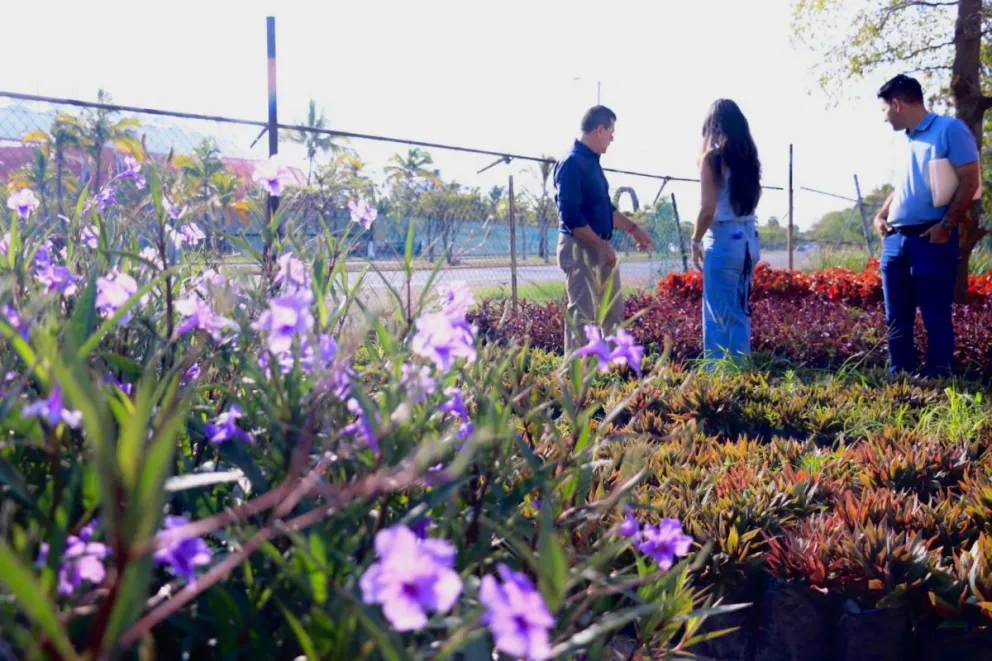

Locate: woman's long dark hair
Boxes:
[702,99,761,217]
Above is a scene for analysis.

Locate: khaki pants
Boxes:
[557,233,624,355]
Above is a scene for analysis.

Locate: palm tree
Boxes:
[79,89,144,193]
[287,99,342,185]
[22,113,84,217]
[384,148,440,188]
[10,146,52,220]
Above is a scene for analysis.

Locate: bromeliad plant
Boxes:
[0,166,730,660]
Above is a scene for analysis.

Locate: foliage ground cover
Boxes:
[0,161,741,661]
[3,154,992,660]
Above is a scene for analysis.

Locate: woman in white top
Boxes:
[690,99,763,363]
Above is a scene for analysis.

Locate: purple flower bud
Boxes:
[619,506,640,539]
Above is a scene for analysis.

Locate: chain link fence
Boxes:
[0,91,814,306]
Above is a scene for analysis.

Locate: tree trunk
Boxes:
[951,0,990,302]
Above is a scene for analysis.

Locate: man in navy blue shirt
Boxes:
[554,106,655,355]
[872,74,981,378]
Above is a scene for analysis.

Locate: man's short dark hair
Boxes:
[877,74,924,105]
[581,106,617,134]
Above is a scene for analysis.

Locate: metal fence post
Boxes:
[853,174,874,254]
[509,174,518,312]
[788,143,794,270]
[670,193,688,272]
[266,16,280,236]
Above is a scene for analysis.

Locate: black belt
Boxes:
[887,220,940,237]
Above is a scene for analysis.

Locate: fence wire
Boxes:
[0,92,711,303]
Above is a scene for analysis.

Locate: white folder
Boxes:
[929,158,982,207]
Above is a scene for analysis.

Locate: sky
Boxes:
[0,0,915,230]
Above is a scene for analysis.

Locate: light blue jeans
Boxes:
[702,220,760,362]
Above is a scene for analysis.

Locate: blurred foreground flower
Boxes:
[480,563,555,661]
[23,383,82,429]
[348,198,377,230]
[154,515,212,584]
[252,158,293,196]
[8,188,40,219]
[37,522,109,596]
[360,524,462,631]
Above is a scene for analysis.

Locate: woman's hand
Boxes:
[691,240,704,271]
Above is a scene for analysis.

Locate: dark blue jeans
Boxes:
[880,227,959,378]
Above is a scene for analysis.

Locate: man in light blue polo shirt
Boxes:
[872,74,981,378]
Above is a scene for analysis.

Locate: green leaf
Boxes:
[69,272,98,349]
[117,376,156,490]
[308,532,329,606]
[0,541,78,660]
[537,498,568,611]
[0,456,38,511]
[548,601,663,658]
[100,553,156,656]
[0,317,48,388]
[277,600,319,661]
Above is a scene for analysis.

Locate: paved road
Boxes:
[346,250,801,290]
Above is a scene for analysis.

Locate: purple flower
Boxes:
[161,194,183,220]
[480,564,555,661]
[401,363,436,403]
[607,328,644,375]
[139,247,164,272]
[275,252,309,291]
[253,292,314,355]
[619,506,640,538]
[410,517,433,539]
[38,522,110,596]
[87,185,117,213]
[411,311,477,372]
[181,362,201,386]
[81,225,99,249]
[574,325,612,371]
[205,404,251,444]
[96,269,141,325]
[175,297,236,342]
[168,223,206,249]
[252,158,293,196]
[8,188,40,219]
[31,242,54,271]
[359,524,462,631]
[0,232,8,256]
[23,384,82,428]
[440,388,473,440]
[120,156,146,190]
[36,264,79,297]
[342,398,380,453]
[437,281,474,320]
[348,198,377,230]
[636,519,693,570]
[103,372,133,397]
[3,303,30,340]
[153,515,212,584]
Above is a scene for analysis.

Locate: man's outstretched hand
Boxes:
[630,225,656,251]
